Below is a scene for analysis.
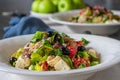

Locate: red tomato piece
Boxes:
[73,58,90,68]
[76,41,83,46]
[41,61,48,71]
[68,46,77,59]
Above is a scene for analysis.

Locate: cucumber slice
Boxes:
[61,55,73,68]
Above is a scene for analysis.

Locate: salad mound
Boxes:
[9,31,100,71]
[71,6,120,23]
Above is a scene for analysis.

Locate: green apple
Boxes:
[51,0,60,6]
[31,0,41,12]
[38,0,57,13]
[50,0,60,12]
[58,0,74,12]
[73,0,86,9]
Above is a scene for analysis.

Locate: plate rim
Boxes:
[49,10,120,27]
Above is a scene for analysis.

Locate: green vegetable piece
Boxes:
[50,35,55,43]
[35,64,42,71]
[31,52,40,63]
[102,15,108,23]
[83,7,92,16]
[113,15,120,20]
[78,51,84,58]
[50,31,58,43]
[88,50,99,61]
[29,65,35,70]
[79,63,85,68]
[42,40,53,48]
[39,55,48,62]
[12,62,16,67]
[90,61,100,66]
[87,19,92,23]
[81,38,89,45]
[78,15,87,23]
[15,48,23,58]
[31,31,44,43]
[59,34,64,44]
[34,48,49,62]
[54,49,62,56]
[61,33,69,37]
[44,45,53,51]
[92,16,103,23]
[78,51,89,60]
[34,47,44,55]
[71,16,79,21]
[83,51,89,60]
[61,55,73,68]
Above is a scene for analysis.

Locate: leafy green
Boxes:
[81,38,89,45]
[54,49,62,56]
[31,31,44,43]
[59,34,64,44]
[15,48,23,58]
[34,64,42,71]
[78,51,84,58]
[31,52,41,64]
[83,7,92,16]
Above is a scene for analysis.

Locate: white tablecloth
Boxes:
[0,25,120,80]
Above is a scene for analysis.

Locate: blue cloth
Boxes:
[3,16,54,39]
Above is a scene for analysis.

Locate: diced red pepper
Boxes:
[76,41,83,46]
[68,46,77,59]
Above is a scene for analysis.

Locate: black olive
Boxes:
[61,47,70,55]
[48,31,54,37]
[77,46,86,51]
[9,57,17,65]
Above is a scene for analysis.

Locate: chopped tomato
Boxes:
[73,58,90,68]
[41,61,48,71]
[68,46,77,59]
[76,41,83,46]
[73,58,83,68]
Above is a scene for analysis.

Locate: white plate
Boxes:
[30,11,59,25]
[30,11,52,19]
[0,34,120,80]
[49,10,120,35]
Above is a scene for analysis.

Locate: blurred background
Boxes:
[0,0,120,39]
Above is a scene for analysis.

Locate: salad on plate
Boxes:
[9,31,100,71]
[71,6,120,24]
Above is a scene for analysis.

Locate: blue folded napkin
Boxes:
[3,16,54,39]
